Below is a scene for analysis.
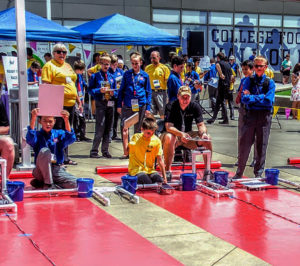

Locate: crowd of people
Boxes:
[1,42,299,189]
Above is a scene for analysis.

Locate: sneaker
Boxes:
[102,152,112,158]
[30,178,44,188]
[250,160,256,167]
[203,170,213,181]
[166,171,172,182]
[80,136,92,142]
[207,118,215,124]
[112,136,121,141]
[231,175,241,180]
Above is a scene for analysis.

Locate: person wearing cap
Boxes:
[145,51,170,119]
[229,55,241,78]
[161,86,212,181]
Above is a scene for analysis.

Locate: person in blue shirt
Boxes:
[204,58,218,112]
[26,108,77,190]
[73,61,91,143]
[88,55,116,159]
[117,53,152,159]
[185,62,201,102]
[109,54,124,141]
[27,61,40,85]
[167,56,185,103]
[229,55,241,78]
[233,56,275,179]
[249,51,256,61]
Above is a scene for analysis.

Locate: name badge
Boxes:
[107,101,114,107]
[115,76,123,82]
[101,81,111,89]
[131,99,139,112]
[78,91,83,97]
[66,77,72,84]
[153,79,160,89]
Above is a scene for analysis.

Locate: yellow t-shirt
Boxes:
[88,64,101,74]
[27,58,38,69]
[230,68,236,91]
[0,62,5,84]
[42,59,77,107]
[145,63,170,90]
[128,133,163,176]
[180,64,187,82]
[265,68,274,79]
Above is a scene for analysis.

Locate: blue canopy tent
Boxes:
[0,8,81,42]
[72,13,180,46]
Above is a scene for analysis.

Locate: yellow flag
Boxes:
[126,45,133,51]
[68,44,76,54]
[273,106,279,117]
[12,44,17,50]
[297,109,300,120]
[176,47,182,55]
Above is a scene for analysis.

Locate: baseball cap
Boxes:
[229,55,235,60]
[178,86,191,97]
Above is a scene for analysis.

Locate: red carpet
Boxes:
[1,197,181,266]
[100,170,300,266]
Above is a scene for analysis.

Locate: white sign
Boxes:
[199,56,211,71]
[2,56,18,91]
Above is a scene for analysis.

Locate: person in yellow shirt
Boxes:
[264,60,274,79]
[145,51,170,119]
[128,117,167,184]
[42,43,80,165]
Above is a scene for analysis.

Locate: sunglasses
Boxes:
[254,65,266,68]
[55,50,67,55]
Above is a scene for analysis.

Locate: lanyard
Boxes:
[132,72,141,96]
[180,109,186,132]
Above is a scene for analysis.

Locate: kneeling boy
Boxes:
[26,108,77,189]
[128,117,167,184]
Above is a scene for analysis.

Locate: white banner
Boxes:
[2,56,18,91]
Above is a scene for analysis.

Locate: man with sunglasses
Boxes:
[233,56,275,180]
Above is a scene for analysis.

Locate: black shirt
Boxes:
[217,60,232,89]
[165,100,203,132]
[0,99,9,127]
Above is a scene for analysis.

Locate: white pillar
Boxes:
[46,0,51,20]
[15,0,33,170]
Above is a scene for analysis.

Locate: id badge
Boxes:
[131,99,139,112]
[101,81,111,89]
[107,101,114,107]
[153,80,160,90]
[66,76,72,84]
[78,91,83,97]
[51,153,57,163]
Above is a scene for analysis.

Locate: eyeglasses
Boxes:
[55,50,67,55]
[254,65,266,68]
[101,63,110,66]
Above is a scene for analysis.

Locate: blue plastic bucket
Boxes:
[121,175,137,194]
[265,169,280,185]
[6,181,25,202]
[77,178,94,198]
[214,171,229,186]
[181,173,197,191]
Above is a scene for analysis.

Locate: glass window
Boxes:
[153,9,180,23]
[153,23,180,36]
[208,26,233,58]
[284,16,300,28]
[259,14,282,27]
[235,13,258,26]
[208,12,233,25]
[182,10,206,24]
[182,25,207,56]
[259,28,282,70]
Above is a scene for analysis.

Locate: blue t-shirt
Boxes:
[204,64,217,82]
[26,127,76,164]
[27,68,38,82]
[117,69,152,111]
[241,74,275,111]
[167,71,183,103]
[108,67,124,98]
[185,70,200,94]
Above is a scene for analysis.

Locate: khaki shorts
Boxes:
[160,131,202,150]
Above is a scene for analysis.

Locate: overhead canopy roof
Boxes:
[0,8,81,42]
[73,13,180,46]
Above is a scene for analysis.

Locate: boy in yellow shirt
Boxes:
[128,117,167,184]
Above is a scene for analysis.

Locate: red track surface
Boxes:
[101,170,300,266]
[1,197,181,266]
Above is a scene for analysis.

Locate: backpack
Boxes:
[249,76,270,95]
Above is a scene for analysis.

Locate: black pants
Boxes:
[54,105,75,162]
[112,98,120,138]
[73,108,86,139]
[137,172,163,184]
[227,91,234,118]
[211,86,229,121]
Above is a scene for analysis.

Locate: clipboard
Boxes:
[124,112,139,129]
[187,137,211,142]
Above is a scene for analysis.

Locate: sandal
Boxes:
[64,160,78,165]
[119,155,129,159]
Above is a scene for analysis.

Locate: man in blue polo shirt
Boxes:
[117,53,151,159]
[233,56,275,179]
[27,61,40,85]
